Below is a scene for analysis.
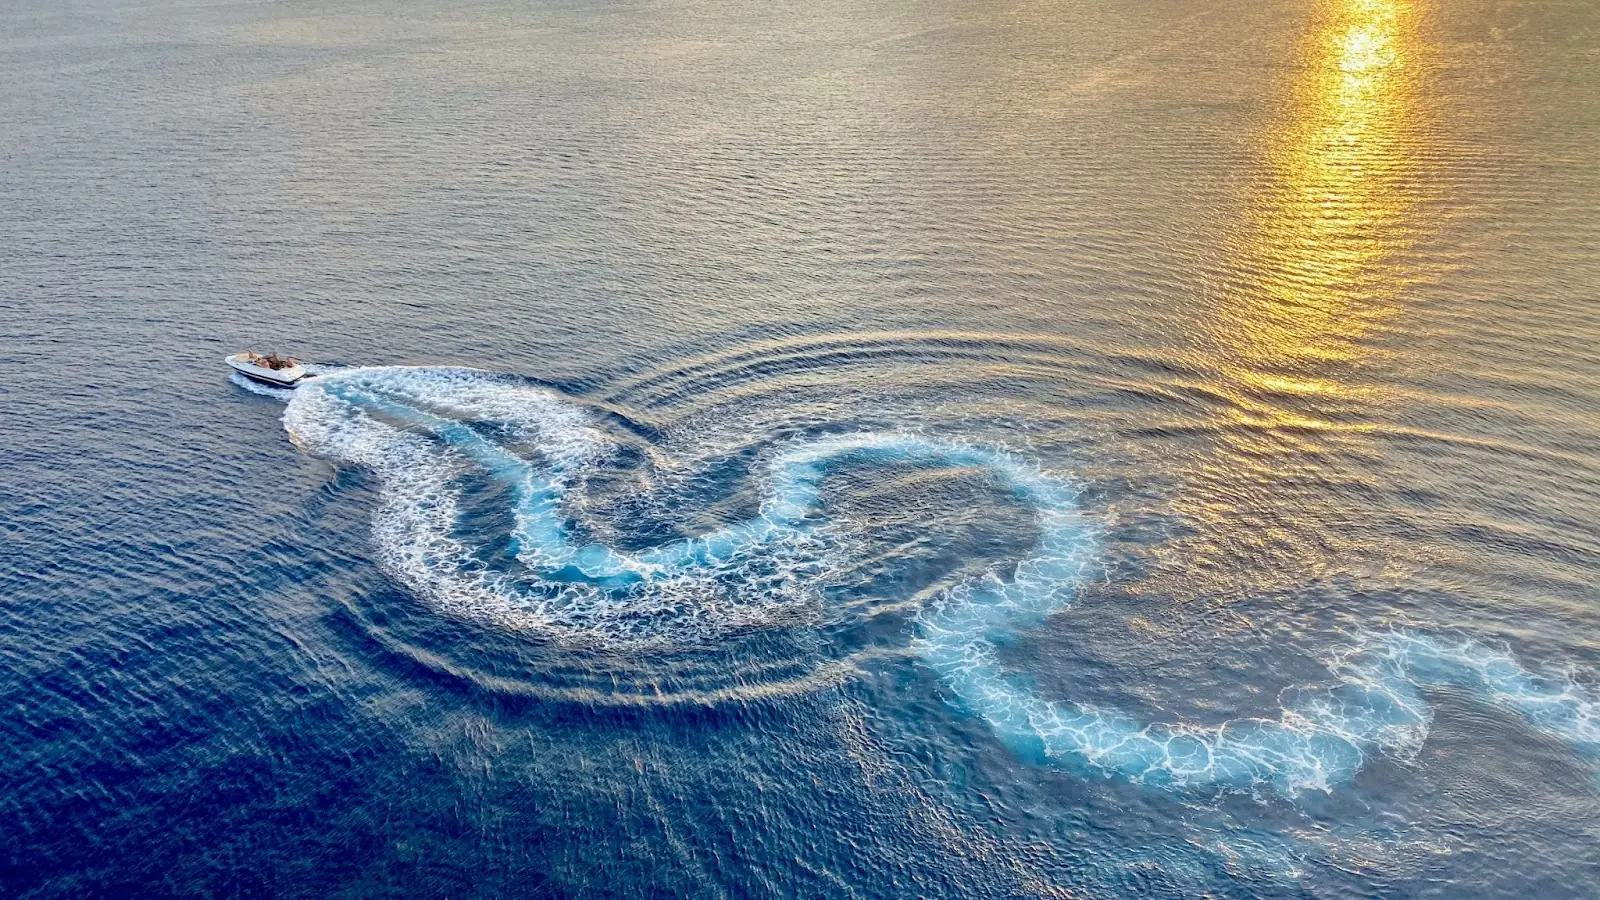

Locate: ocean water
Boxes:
[3,0,1598,896]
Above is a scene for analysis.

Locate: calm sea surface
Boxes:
[3,0,1599,896]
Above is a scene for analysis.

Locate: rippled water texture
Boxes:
[4,0,1599,896]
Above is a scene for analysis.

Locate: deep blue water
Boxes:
[4,0,1600,896]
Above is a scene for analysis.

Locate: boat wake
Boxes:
[278,366,1599,796]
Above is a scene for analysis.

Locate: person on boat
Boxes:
[250,352,297,370]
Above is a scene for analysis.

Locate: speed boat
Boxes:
[227,351,306,387]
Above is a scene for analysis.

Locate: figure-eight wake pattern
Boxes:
[281,367,1600,796]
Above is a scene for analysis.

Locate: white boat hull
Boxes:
[227,354,306,387]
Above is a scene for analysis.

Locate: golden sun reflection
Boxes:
[1155,0,1437,607]
[1215,0,1427,401]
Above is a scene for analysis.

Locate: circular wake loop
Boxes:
[280,367,1599,797]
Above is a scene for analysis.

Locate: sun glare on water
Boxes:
[1218,0,1427,396]
[1171,0,1434,599]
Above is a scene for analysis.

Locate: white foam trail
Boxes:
[278,366,1600,795]
[283,367,835,643]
